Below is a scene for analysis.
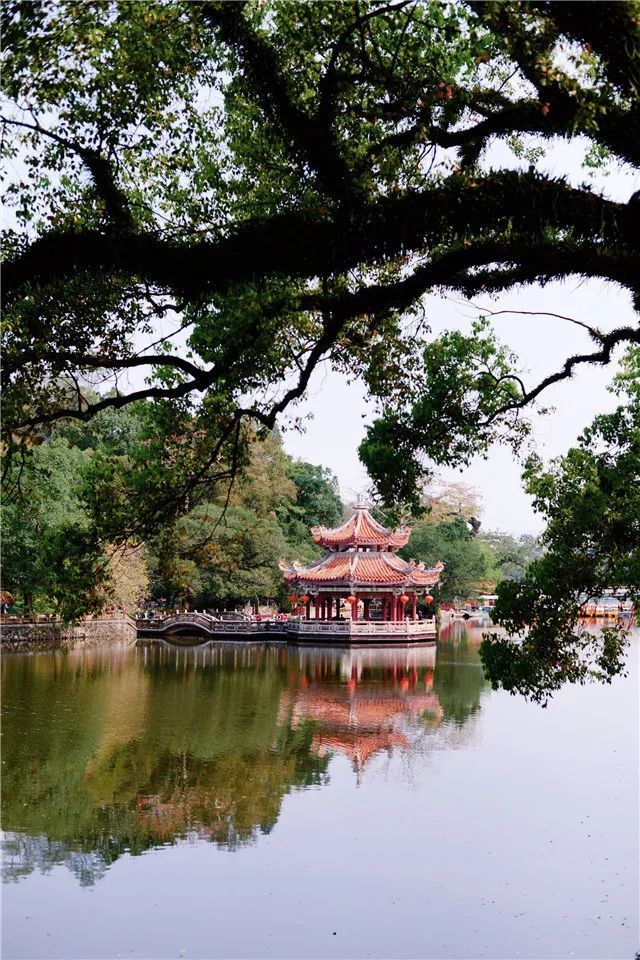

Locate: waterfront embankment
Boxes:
[1,616,137,653]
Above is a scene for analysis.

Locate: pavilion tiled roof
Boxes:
[290,689,443,729]
[280,503,443,593]
[312,730,409,768]
[312,504,410,549]
[288,687,444,769]
[279,550,443,589]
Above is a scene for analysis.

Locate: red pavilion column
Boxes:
[315,596,321,620]
[390,596,396,621]
[305,598,311,620]
[335,597,341,619]
[411,594,417,621]
[363,599,370,621]
[352,595,358,622]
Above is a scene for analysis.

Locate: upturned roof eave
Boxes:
[283,576,437,589]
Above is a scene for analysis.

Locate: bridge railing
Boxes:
[135,613,267,635]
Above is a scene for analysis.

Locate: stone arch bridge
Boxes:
[135,612,274,641]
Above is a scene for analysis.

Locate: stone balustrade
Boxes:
[286,618,436,639]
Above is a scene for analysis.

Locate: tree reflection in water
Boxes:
[1,633,489,885]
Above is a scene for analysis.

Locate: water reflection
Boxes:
[1,632,489,885]
[281,646,441,777]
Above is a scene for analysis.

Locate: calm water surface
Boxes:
[2,626,638,959]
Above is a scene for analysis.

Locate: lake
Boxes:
[2,625,638,959]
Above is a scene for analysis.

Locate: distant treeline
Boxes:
[2,400,540,619]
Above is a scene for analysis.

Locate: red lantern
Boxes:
[289,594,298,603]
[300,594,310,603]
[425,595,434,603]
[346,595,357,604]
[399,594,409,604]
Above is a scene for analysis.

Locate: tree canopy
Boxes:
[3,0,639,521]
[401,516,496,603]
[1,409,344,614]
[2,1,639,698]
[480,348,640,702]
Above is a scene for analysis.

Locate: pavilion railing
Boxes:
[286,619,436,636]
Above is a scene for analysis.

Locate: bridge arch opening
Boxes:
[163,631,211,647]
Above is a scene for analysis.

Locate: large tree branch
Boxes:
[8,238,635,437]
[4,349,209,382]
[465,2,640,166]
[1,114,134,229]
[529,1,640,99]
[376,92,640,169]
[4,172,635,304]
[10,378,212,431]
[301,242,639,320]
[239,299,352,428]
[489,325,640,420]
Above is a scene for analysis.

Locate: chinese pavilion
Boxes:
[280,504,443,642]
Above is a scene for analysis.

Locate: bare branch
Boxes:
[469,307,604,339]
[489,325,640,420]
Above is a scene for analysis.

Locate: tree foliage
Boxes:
[3,0,639,526]
[478,530,544,581]
[481,348,640,702]
[423,481,483,527]
[2,1,639,695]
[0,438,110,618]
[1,410,345,612]
[401,516,496,603]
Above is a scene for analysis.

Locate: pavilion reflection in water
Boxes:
[2,637,489,885]
[278,645,442,776]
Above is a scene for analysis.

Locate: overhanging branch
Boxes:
[4,172,634,305]
[490,325,640,420]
